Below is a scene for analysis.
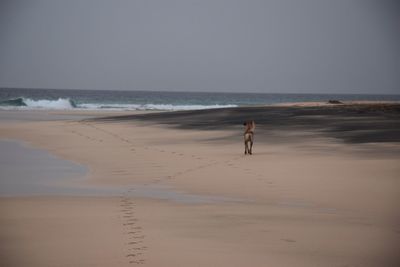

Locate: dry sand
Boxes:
[0,105,399,266]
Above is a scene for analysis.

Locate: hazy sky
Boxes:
[0,0,399,94]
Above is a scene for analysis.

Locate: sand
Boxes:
[0,104,399,266]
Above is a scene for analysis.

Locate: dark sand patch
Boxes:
[90,103,400,144]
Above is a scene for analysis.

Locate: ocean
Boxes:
[0,88,399,111]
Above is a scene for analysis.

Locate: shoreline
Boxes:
[1,99,400,112]
[270,100,400,107]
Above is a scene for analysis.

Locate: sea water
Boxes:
[1,88,399,111]
[0,140,88,196]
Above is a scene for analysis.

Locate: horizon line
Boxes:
[1,86,399,96]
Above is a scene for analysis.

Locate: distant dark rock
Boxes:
[327,100,343,104]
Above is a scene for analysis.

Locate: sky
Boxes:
[0,0,399,94]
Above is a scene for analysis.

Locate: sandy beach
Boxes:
[1,103,400,266]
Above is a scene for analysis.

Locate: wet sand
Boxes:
[0,140,87,196]
[0,104,400,266]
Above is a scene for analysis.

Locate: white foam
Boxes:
[141,104,237,111]
[23,98,76,109]
[0,98,237,111]
[79,103,237,111]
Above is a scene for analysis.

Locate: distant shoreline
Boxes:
[269,100,400,107]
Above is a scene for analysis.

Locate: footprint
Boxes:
[129,261,144,265]
[281,238,296,243]
[119,195,147,265]
[127,231,141,235]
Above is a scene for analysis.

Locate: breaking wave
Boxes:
[0,97,77,109]
[0,97,237,111]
